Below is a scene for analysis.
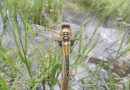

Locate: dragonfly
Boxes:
[31,23,100,90]
[55,24,78,90]
[31,24,78,90]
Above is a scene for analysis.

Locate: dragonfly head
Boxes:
[61,24,71,40]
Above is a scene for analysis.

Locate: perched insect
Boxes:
[31,23,100,90]
[55,24,78,90]
[31,24,78,90]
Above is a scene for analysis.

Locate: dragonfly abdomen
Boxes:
[63,42,70,56]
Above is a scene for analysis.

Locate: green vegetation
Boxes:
[0,0,130,90]
[76,0,130,19]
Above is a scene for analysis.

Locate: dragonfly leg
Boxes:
[70,38,78,46]
[58,41,62,47]
[70,41,74,46]
[55,39,62,47]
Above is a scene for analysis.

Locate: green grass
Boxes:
[0,0,130,90]
[70,0,130,19]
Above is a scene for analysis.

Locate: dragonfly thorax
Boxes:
[62,32,70,40]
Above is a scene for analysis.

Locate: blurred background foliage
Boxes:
[73,0,130,19]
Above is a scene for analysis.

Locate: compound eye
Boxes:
[61,24,70,29]
[62,24,65,28]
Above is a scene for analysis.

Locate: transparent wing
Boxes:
[30,24,60,51]
[31,24,59,40]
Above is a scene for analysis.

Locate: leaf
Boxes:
[126,79,130,90]
[10,76,19,90]
[23,19,34,37]
[0,75,9,90]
